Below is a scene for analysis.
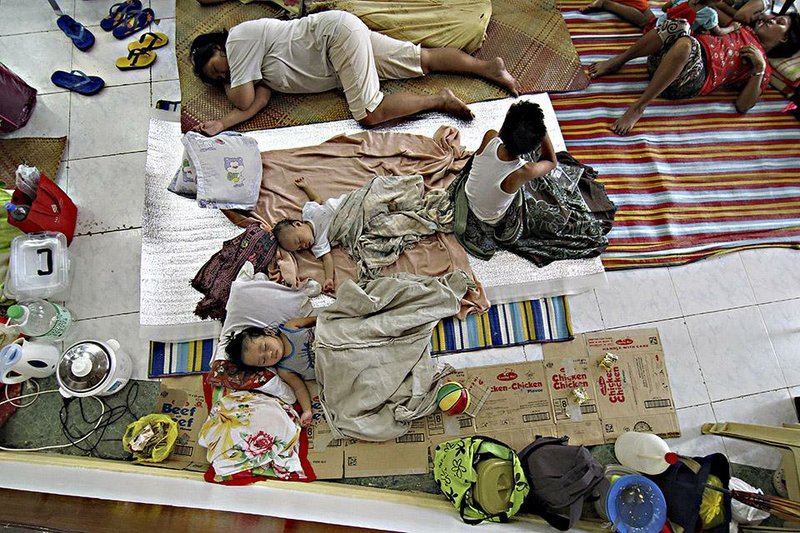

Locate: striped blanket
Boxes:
[554,1,800,269]
[148,296,572,378]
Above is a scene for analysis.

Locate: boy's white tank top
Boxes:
[464,137,526,225]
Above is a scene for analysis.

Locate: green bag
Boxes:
[433,436,530,525]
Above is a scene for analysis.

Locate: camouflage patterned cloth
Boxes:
[328,174,453,280]
[450,152,617,266]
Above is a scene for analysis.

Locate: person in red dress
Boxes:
[588,0,800,134]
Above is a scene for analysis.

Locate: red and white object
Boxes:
[614,431,678,475]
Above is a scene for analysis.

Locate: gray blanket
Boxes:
[314,272,471,441]
[328,175,453,281]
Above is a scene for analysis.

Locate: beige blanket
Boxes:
[307,0,491,53]
[315,272,470,441]
[245,126,480,296]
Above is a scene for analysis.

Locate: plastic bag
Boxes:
[729,477,770,526]
[122,414,178,463]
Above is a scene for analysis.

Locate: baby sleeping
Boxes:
[224,315,317,427]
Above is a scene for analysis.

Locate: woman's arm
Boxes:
[735,44,767,112]
[284,316,317,329]
[196,83,272,136]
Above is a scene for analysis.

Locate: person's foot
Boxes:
[486,57,521,96]
[438,89,474,120]
[580,0,605,13]
[611,106,643,134]
[588,57,624,79]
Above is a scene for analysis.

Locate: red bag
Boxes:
[8,173,78,244]
[0,63,37,133]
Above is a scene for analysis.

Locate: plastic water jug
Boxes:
[614,431,678,475]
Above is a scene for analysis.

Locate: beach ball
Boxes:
[437,381,470,415]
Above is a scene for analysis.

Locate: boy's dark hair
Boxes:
[272,218,301,245]
[224,324,280,371]
[498,101,547,157]
[190,30,229,85]
[768,13,800,58]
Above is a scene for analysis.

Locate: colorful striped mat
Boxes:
[148,296,573,377]
[552,1,800,269]
[149,338,215,378]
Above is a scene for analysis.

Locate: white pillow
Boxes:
[167,150,198,198]
[181,131,263,210]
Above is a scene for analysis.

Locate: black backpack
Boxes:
[518,436,608,530]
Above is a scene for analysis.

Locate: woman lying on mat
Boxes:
[588,6,800,134]
[189,10,520,134]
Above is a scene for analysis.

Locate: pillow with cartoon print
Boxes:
[167,150,198,198]
[181,131,263,210]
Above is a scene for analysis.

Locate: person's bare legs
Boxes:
[420,48,521,96]
[588,28,665,78]
[581,0,655,27]
[359,89,473,127]
[612,36,693,134]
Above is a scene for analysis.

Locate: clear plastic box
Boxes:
[5,232,70,300]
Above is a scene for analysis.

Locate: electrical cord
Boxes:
[0,389,106,452]
[0,381,142,457]
[3,378,40,407]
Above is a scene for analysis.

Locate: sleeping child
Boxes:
[273,177,345,294]
[225,316,317,427]
[643,0,742,35]
[464,101,557,227]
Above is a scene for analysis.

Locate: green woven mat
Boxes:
[0,137,66,187]
[177,0,589,132]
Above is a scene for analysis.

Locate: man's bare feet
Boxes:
[588,57,624,79]
[611,106,644,134]
[486,57,521,96]
[580,0,605,13]
[438,89,474,120]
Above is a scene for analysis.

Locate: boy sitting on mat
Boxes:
[273,177,344,295]
[463,101,557,229]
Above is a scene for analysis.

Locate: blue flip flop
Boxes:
[51,70,105,96]
[56,15,95,51]
[100,0,143,32]
[112,8,155,40]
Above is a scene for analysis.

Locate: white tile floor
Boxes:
[1,0,798,474]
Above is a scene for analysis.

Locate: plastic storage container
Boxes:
[614,431,678,475]
[5,232,70,300]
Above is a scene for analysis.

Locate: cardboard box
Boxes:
[583,328,680,440]
[148,376,210,472]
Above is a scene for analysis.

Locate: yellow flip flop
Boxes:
[115,48,157,70]
[127,31,169,52]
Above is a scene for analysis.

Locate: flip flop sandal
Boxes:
[50,70,105,96]
[56,15,95,51]
[112,8,155,40]
[115,48,157,70]
[128,31,169,52]
[100,0,143,32]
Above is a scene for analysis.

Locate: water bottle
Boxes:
[614,431,678,475]
[6,300,72,340]
[4,202,30,221]
[15,164,40,201]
